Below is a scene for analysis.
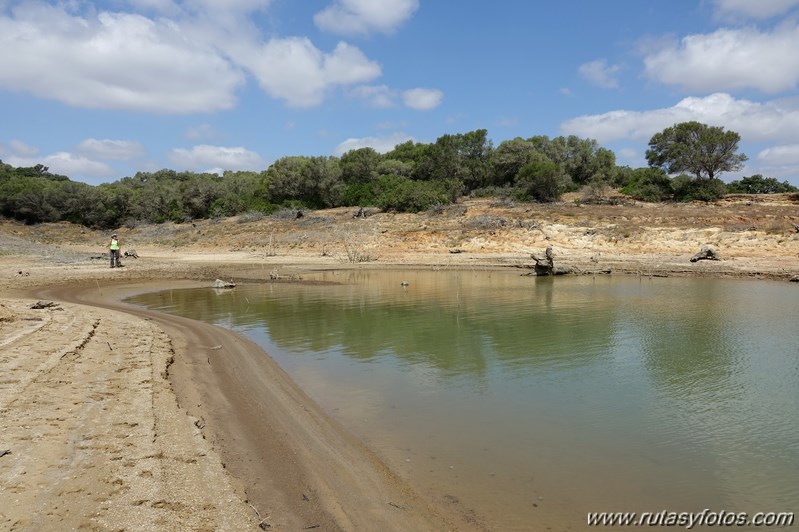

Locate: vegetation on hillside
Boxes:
[1,123,794,229]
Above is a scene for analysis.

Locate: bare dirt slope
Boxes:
[5,194,797,279]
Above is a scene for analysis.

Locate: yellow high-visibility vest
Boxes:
[110,239,119,250]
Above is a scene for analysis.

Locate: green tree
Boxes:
[266,156,342,208]
[515,160,570,202]
[340,147,380,184]
[726,174,797,194]
[490,137,541,187]
[646,121,747,180]
[620,167,673,202]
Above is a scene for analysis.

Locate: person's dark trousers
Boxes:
[110,249,120,268]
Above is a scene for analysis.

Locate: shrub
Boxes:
[727,174,798,194]
[620,168,673,202]
[515,161,571,202]
[672,175,726,202]
[373,175,455,212]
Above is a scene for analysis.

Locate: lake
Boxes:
[128,271,799,530]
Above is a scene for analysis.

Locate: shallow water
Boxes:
[128,271,799,530]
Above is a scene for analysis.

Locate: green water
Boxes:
[128,271,799,530]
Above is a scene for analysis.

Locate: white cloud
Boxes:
[333,133,414,156]
[168,145,266,171]
[0,2,387,112]
[4,151,115,179]
[560,87,574,96]
[618,148,639,161]
[185,124,220,141]
[7,140,39,157]
[0,4,244,113]
[234,38,381,107]
[314,0,419,35]
[579,59,621,89]
[713,0,799,20]
[757,144,799,165]
[561,93,799,144]
[77,139,144,160]
[644,24,799,93]
[401,88,443,110]
[350,84,397,108]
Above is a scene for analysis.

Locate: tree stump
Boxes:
[690,245,720,262]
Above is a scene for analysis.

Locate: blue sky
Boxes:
[2,0,799,185]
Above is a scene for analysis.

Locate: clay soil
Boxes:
[1,194,798,531]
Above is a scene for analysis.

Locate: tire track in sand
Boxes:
[0,299,256,531]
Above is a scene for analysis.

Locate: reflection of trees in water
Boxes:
[132,275,618,380]
[634,281,741,397]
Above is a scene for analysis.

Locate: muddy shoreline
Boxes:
[20,278,457,531]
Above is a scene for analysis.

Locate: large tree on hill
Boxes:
[646,121,747,180]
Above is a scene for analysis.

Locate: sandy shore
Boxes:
[2,196,799,530]
[0,256,456,531]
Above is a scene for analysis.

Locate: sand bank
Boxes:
[0,254,455,530]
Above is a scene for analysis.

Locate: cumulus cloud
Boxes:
[401,88,443,110]
[757,144,799,165]
[168,144,266,171]
[3,151,115,179]
[712,0,799,20]
[185,124,220,141]
[77,139,145,160]
[333,133,414,155]
[579,59,622,89]
[7,140,38,157]
[617,147,640,161]
[0,2,389,111]
[644,24,799,94]
[350,84,397,108]
[561,92,799,144]
[0,3,244,113]
[314,0,419,35]
[233,38,381,107]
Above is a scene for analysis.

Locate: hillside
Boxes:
[2,194,799,281]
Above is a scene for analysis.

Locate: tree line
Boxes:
[1,124,795,229]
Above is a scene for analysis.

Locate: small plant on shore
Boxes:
[342,233,376,263]
[237,211,265,224]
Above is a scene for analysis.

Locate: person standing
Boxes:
[109,233,120,268]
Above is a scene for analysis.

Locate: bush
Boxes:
[727,174,798,194]
[373,175,456,212]
[620,168,672,202]
[672,175,727,202]
[515,161,571,202]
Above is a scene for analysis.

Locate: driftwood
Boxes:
[29,300,60,310]
[525,247,573,276]
[531,246,555,275]
[690,245,720,262]
[212,279,236,289]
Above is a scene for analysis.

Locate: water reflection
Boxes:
[129,272,799,530]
